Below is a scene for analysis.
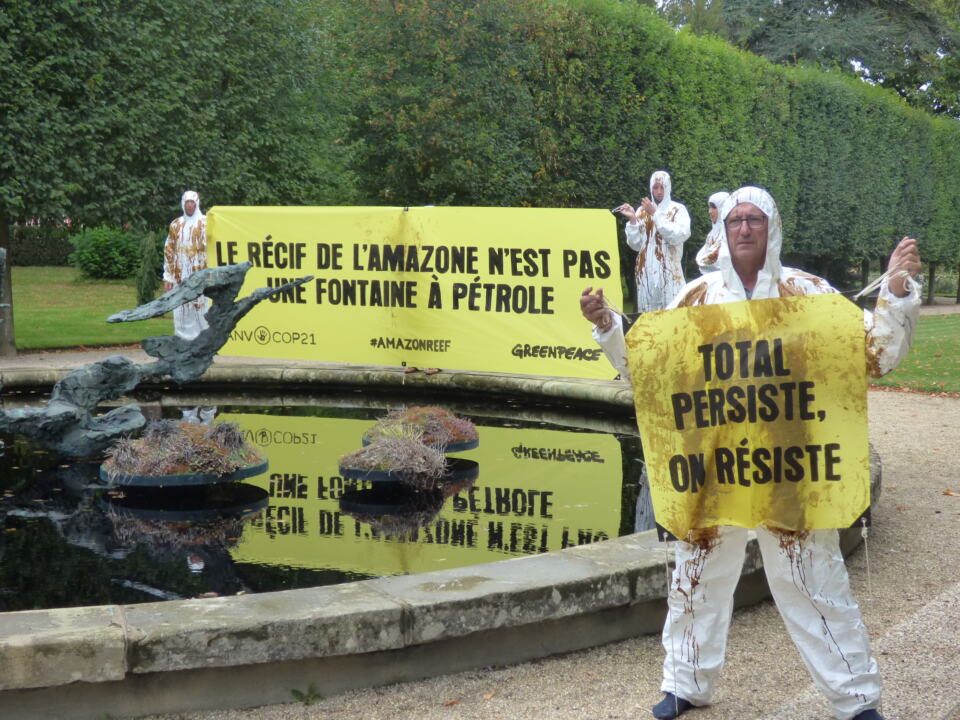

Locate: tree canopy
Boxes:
[0,0,347,230]
[2,0,959,355]
[660,0,960,117]
[0,0,352,353]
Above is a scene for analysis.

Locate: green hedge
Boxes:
[340,0,960,288]
[7,223,75,266]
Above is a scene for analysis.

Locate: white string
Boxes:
[860,517,872,599]
[602,295,630,322]
[664,545,678,713]
[859,517,882,716]
[853,262,909,300]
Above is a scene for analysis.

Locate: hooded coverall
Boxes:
[625,171,691,313]
[164,190,214,423]
[164,190,209,341]
[592,186,920,720]
[695,190,730,274]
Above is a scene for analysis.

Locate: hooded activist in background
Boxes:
[582,186,921,720]
[614,170,691,313]
[694,190,730,274]
[164,190,214,424]
[164,190,209,341]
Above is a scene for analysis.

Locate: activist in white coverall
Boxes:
[694,190,729,274]
[614,170,691,312]
[164,190,214,424]
[582,186,921,720]
[164,190,209,341]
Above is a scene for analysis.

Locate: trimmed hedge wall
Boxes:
[343,0,960,287]
[8,224,74,266]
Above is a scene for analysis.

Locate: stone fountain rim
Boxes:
[0,360,878,715]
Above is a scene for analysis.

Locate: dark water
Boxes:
[0,391,646,612]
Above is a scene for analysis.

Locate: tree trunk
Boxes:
[956,264,960,304]
[860,258,870,288]
[925,262,936,306]
[0,216,16,358]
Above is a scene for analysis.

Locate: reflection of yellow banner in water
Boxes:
[206,206,620,379]
[223,413,622,577]
[626,295,868,539]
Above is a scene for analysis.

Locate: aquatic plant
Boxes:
[339,437,447,489]
[362,406,477,448]
[102,421,264,481]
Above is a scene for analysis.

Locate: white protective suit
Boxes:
[694,190,729,274]
[592,187,920,719]
[164,190,209,341]
[625,171,691,312]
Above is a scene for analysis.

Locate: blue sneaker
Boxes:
[652,692,694,719]
[852,710,884,720]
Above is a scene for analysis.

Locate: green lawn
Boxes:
[870,313,960,394]
[12,266,172,350]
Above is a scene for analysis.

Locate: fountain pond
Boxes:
[0,387,648,612]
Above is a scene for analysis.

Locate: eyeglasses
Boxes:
[725,215,766,230]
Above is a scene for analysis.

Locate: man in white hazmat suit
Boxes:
[164,190,209,341]
[164,190,214,424]
[581,186,921,720]
[614,170,691,312]
[694,190,729,274]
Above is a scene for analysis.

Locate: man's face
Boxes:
[724,202,768,271]
[652,182,665,203]
[708,204,718,223]
[184,199,197,216]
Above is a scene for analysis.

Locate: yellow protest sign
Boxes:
[222,413,623,577]
[206,206,620,379]
[626,294,869,539]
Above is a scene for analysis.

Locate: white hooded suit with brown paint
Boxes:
[625,170,691,312]
[592,187,920,719]
[694,190,729,274]
[164,190,209,341]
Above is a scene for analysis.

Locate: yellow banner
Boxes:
[206,206,620,379]
[626,295,869,539]
[222,413,622,577]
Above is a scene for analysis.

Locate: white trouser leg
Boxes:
[173,301,209,341]
[661,526,748,705]
[757,528,881,720]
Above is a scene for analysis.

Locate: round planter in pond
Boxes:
[361,435,479,453]
[99,459,269,487]
[339,458,478,487]
[338,464,420,485]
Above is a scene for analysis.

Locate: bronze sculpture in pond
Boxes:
[0,263,311,457]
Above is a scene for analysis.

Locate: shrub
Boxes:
[69,226,141,279]
[8,223,74,266]
[136,229,165,304]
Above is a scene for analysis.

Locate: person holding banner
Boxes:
[694,190,729,274]
[613,170,691,312]
[582,186,921,720]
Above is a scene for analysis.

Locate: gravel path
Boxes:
[143,388,960,720]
